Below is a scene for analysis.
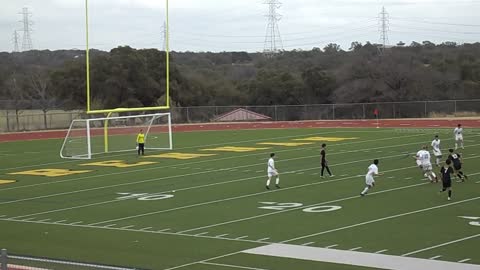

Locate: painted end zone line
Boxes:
[243,244,480,270]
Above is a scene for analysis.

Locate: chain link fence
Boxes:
[1,249,141,270]
[1,100,479,132]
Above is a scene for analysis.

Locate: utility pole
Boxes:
[13,30,20,52]
[379,6,389,54]
[263,0,283,58]
[20,7,33,51]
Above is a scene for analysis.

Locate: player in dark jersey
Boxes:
[447,149,468,182]
[439,159,454,201]
[320,143,333,178]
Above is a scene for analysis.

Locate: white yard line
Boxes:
[257,237,270,242]
[301,242,315,246]
[459,259,472,263]
[0,133,433,193]
[121,225,135,229]
[200,262,270,270]
[375,249,388,254]
[216,234,229,238]
[282,196,480,244]
[236,236,249,240]
[429,255,442,260]
[326,244,338,248]
[402,234,480,256]
[349,247,362,251]
[195,232,209,236]
[140,227,153,231]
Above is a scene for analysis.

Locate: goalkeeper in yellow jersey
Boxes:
[136,129,145,156]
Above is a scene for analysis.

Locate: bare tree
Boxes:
[5,73,29,131]
[29,70,56,130]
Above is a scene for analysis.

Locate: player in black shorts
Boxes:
[447,149,468,182]
[439,159,454,201]
[320,143,333,178]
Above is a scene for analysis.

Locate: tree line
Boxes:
[1,41,480,125]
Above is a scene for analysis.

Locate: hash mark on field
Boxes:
[230,169,238,171]
[38,219,50,222]
[21,217,35,221]
[158,228,171,232]
[140,227,153,231]
[341,174,348,177]
[297,172,305,175]
[458,258,471,263]
[0,215,5,218]
[256,170,263,173]
[301,242,315,246]
[311,173,318,175]
[244,170,251,172]
[429,255,442,260]
[236,235,249,240]
[55,220,67,223]
[257,237,270,242]
[215,234,229,238]
[195,232,209,236]
[121,225,135,229]
[349,247,362,251]
[326,244,338,248]
[404,177,413,180]
[388,176,395,179]
[375,249,388,254]
[104,224,116,228]
[69,221,83,225]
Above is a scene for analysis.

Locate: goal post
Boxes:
[60,113,172,159]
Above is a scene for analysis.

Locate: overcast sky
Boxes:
[1,0,480,53]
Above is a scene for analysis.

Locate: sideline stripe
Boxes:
[243,244,480,270]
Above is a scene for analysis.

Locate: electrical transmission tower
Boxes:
[13,30,20,52]
[20,7,34,51]
[263,0,283,57]
[379,6,389,53]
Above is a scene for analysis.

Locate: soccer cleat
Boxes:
[448,197,451,201]
[360,193,365,197]
[275,185,280,189]
[266,185,270,190]
[330,175,335,177]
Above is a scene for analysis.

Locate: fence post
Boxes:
[1,249,7,270]
[454,100,457,116]
[392,103,396,119]
[186,107,190,123]
[424,101,427,118]
[362,104,366,119]
[274,105,277,121]
[332,104,336,120]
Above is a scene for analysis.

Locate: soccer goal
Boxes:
[60,113,172,159]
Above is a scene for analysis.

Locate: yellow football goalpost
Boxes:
[82,0,171,154]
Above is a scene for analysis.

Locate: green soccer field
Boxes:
[1,127,479,270]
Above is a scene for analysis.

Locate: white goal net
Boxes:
[60,113,172,159]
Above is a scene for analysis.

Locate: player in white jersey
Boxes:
[360,159,382,196]
[454,124,464,150]
[414,145,437,183]
[431,135,442,167]
[266,153,280,189]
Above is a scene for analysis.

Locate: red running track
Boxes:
[1,119,479,143]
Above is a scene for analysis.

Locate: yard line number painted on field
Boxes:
[459,216,480,227]
[259,202,342,213]
[116,193,174,201]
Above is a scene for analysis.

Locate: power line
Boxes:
[263,0,283,57]
[19,7,34,51]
